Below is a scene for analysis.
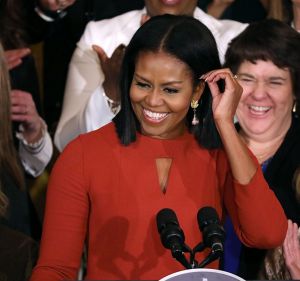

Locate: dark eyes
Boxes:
[164,88,179,94]
[238,77,284,88]
[135,81,179,94]
[135,81,150,89]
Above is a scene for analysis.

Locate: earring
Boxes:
[191,99,199,125]
[293,102,297,113]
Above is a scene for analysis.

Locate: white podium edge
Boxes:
[159,268,246,281]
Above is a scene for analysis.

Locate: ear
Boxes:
[192,80,205,102]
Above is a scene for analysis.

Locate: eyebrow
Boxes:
[134,73,184,86]
[237,73,287,81]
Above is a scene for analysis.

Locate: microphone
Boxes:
[197,206,225,255]
[156,208,192,269]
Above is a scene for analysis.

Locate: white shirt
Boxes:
[54,7,247,152]
[17,127,53,177]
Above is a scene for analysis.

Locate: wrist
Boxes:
[16,118,47,149]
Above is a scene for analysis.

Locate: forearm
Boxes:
[216,119,256,184]
[225,169,287,248]
[54,42,101,148]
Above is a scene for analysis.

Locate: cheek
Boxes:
[169,98,191,114]
[239,86,251,100]
[271,89,294,108]
[129,86,142,104]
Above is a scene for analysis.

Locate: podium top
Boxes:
[159,268,246,281]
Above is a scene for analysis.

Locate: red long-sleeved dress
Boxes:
[30,123,287,280]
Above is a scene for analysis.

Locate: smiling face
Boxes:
[236,60,294,141]
[145,0,197,17]
[130,51,203,139]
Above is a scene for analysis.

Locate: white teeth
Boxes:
[249,105,271,112]
[143,109,168,120]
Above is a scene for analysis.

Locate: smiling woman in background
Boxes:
[224,18,300,279]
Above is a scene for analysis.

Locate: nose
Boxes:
[251,81,268,100]
[145,88,164,107]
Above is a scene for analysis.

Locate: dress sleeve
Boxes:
[222,153,287,249]
[30,137,89,281]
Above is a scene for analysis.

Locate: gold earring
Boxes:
[191,100,199,125]
[293,102,297,113]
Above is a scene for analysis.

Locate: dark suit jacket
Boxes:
[238,113,300,279]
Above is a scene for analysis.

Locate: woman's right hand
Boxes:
[200,68,242,124]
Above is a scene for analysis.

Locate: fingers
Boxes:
[283,220,299,261]
[201,69,238,86]
[10,90,39,123]
[199,69,243,122]
[200,68,241,98]
[92,44,126,102]
[92,44,108,65]
[93,44,126,64]
[5,48,31,70]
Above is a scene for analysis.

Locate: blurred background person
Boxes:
[223,18,300,279]
[0,41,40,279]
[198,0,300,34]
[291,0,300,31]
[198,0,268,22]
[258,168,300,280]
[36,0,144,135]
[0,0,53,240]
[0,189,38,281]
[198,0,287,22]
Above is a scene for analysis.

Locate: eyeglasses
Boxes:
[236,73,288,90]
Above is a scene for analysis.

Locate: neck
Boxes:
[239,131,286,164]
[207,0,232,18]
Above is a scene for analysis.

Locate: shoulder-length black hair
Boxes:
[114,14,222,148]
[224,19,300,102]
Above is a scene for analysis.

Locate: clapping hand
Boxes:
[92,44,126,103]
[11,90,44,143]
[283,220,300,279]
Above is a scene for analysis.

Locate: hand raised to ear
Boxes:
[201,68,242,123]
[92,44,126,103]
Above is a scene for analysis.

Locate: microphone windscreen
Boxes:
[156,208,179,233]
[197,206,219,231]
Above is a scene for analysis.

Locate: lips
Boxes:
[143,108,169,123]
[248,105,271,115]
[159,0,183,6]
